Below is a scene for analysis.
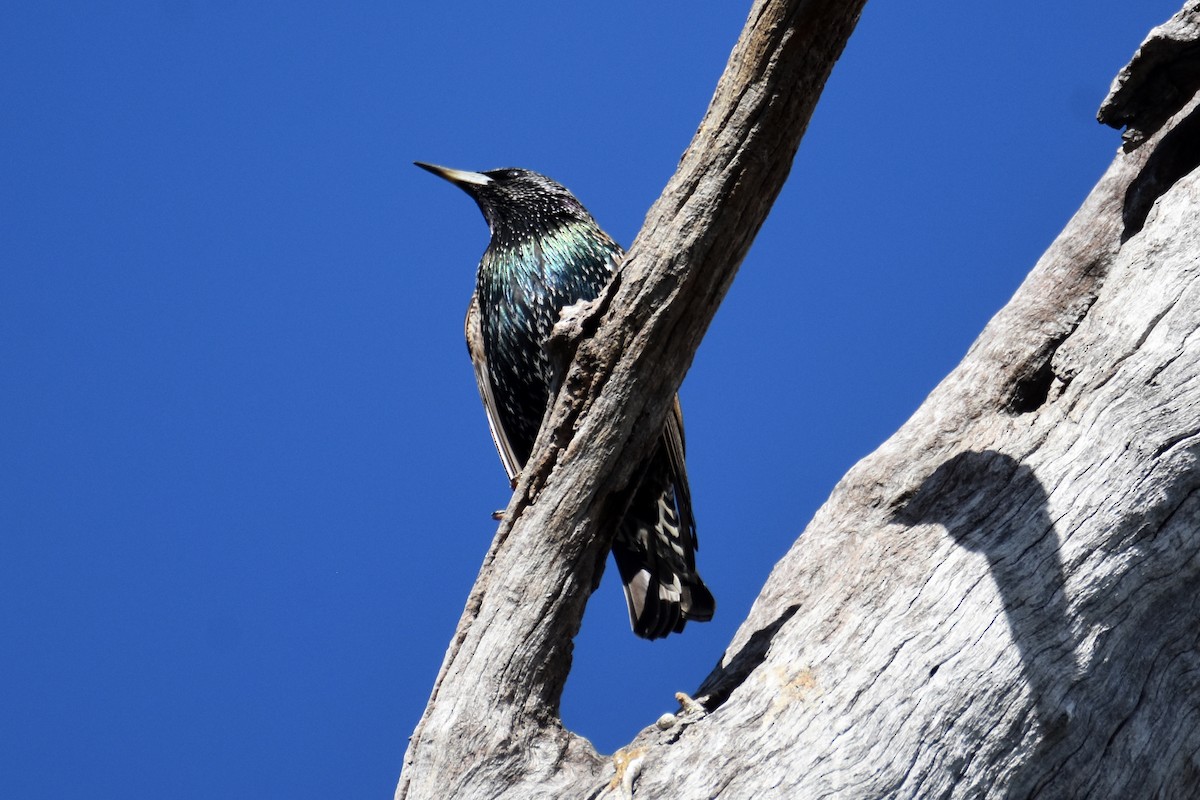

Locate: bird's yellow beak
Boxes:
[414,162,493,187]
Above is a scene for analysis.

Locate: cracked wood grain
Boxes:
[396,1,868,798]
[398,3,1200,798]
[618,29,1200,800]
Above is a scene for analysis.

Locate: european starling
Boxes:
[415,162,715,639]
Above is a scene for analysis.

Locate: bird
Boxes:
[415,161,715,639]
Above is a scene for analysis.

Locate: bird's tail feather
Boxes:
[612,448,714,640]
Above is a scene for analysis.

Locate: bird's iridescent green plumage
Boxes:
[477,217,618,464]
[416,162,714,639]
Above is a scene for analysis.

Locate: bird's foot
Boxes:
[675,692,706,716]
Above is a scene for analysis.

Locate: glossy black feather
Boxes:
[416,162,715,639]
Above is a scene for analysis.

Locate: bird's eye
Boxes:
[486,168,526,183]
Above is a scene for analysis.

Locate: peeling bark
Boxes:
[398,2,1200,798]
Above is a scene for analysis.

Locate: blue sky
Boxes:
[1,2,1182,797]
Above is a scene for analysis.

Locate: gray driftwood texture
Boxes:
[397,2,1200,798]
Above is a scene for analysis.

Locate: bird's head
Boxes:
[415,162,593,237]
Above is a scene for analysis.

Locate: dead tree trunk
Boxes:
[398,2,1200,798]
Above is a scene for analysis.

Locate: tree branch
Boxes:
[401,2,1200,797]
[396,1,868,797]
[620,5,1200,796]
[1098,0,1200,149]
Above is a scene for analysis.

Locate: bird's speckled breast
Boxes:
[477,218,619,466]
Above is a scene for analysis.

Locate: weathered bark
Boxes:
[397,1,868,798]
[399,2,1200,798]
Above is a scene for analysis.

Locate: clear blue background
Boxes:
[1,2,1181,797]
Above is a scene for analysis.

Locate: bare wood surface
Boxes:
[398,2,1200,797]
[395,1,868,798]
[631,98,1200,800]
[618,6,1200,795]
[1099,0,1200,148]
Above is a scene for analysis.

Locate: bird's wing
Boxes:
[611,395,714,639]
[663,396,697,546]
[465,292,521,484]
